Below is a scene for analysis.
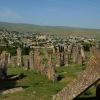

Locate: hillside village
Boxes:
[0,28,97,49]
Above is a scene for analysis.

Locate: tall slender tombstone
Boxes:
[11,56,17,67]
[59,45,65,66]
[76,45,82,65]
[0,51,8,79]
[64,46,69,66]
[29,51,34,70]
[22,55,29,70]
[39,59,45,75]
[47,56,56,82]
[55,47,60,67]
[34,49,41,72]
[8,53,11,66]
[37,54,41,72]
[72,44,80,64]
[72,45,77,64]
[68,44,73,64]
[16,47,22,67]
[80,45,85,65]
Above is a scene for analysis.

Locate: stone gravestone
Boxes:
[47,56,56,82]
[16,47,22,67]
[33,49,41,72]
[76,46,82,65]
[29,51,34,70]
[72,45,78,64]
[8,53,11,66]
[80,45,85,65]
[64,46,69,66]
[11,56,17,67]
[55,46,60,67]
[0,51,8,79]
[68,44,73,64]
[59,45,65,66]
[39,60,46,75]
[22,55,29,70]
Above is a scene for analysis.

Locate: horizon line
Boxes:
[0,21,100,30]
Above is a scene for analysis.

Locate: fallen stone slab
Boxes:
[1,87,24,95]
[8,75,19,80]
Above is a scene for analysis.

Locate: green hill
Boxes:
[0,22,100,32]
[0,22,100,39]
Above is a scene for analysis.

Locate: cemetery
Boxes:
[0,42,100,100]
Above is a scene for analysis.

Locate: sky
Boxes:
[0,0,100,28]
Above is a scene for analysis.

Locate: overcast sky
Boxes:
[0,0,100,28]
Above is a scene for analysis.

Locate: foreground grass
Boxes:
[0,67,67,100]
[0,65,96,100]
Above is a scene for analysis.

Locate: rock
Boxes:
[1,87,24,95]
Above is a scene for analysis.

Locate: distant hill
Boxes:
[0,22,100,32]
[0,22,100,40]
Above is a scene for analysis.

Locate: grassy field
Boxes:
[0,65,96,100]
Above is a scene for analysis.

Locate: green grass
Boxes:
[56,65,85,78]
[0,65,96,100]
[0,67,67,100]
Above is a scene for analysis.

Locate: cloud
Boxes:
[0,8,25,22]
[0,9,21,18]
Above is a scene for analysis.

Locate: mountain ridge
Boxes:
[0,21,100,33]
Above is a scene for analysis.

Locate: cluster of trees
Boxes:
[0,46,30,56]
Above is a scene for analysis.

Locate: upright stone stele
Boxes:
[34,49,41,71]
[0,51,8,79]
[29,51,34,70]
[16,47,22,67]
[47,56,56,82]
[80,45,85,65]
[8,53,11,66]
[22,55,29,70]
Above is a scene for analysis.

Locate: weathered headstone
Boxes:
[72,45,79,64]
[34,49,41,71]
[55,47,60,67]
[64,46,69,66]
[8,53,11,65]
[77,46,82,65]
[0,51,8,79]
[22,55,29,70]
[59,44,65,66]
[68,44,73,64]
[80,45,85,65]
[47,56,56,82]
[29,51,34,70]
[11,56,17,67]
[16,47,22,67]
